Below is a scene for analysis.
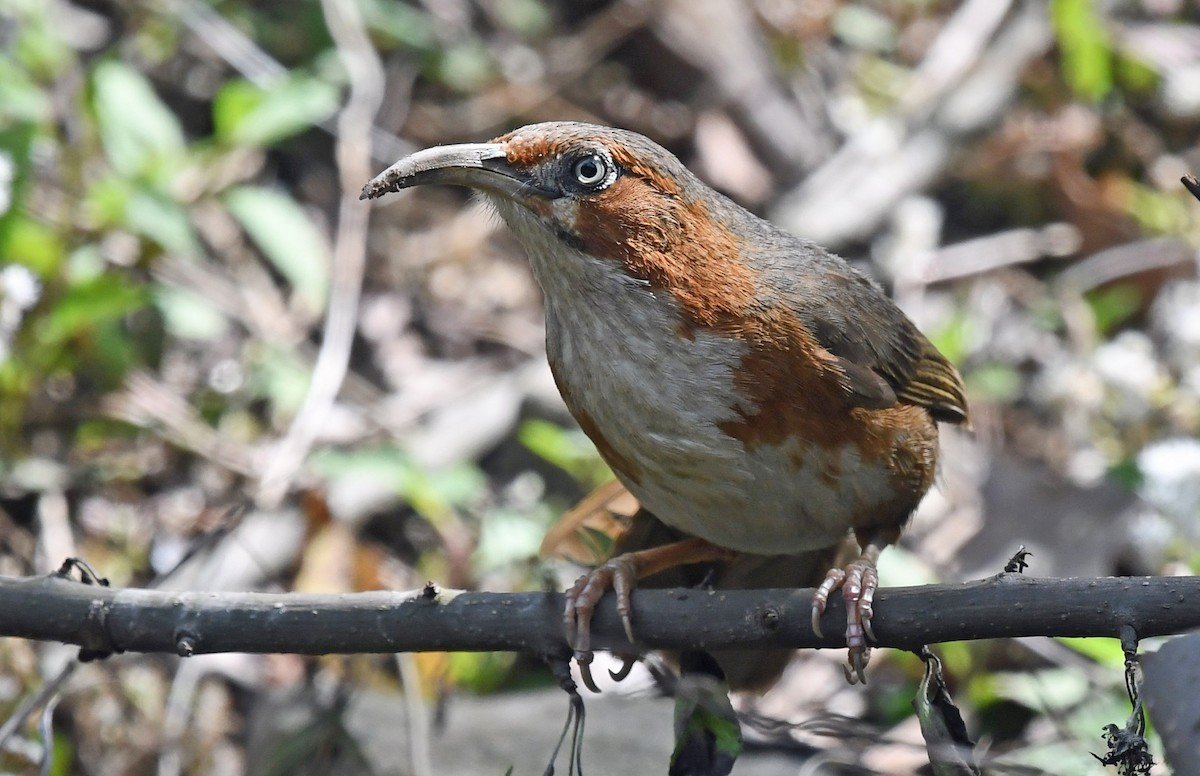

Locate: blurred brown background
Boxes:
[1,0,1199,773]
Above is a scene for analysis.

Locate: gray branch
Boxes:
[2,573,1198,661]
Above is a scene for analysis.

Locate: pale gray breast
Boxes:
[490,197,917,553]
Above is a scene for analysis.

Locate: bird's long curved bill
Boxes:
[360,143,529,201]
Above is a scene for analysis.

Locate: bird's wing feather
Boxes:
[770,243,969,425]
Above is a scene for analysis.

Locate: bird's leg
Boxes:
[565,537,737,692]
[811,529,897,684]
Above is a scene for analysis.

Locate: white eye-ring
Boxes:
[571,154,611,188]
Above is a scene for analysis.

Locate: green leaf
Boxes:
[65,244,106,283]
[1052,0,1113,102]
[0,55,51,122]
[927,311,972,368]
[213,76,340,148]
[37,273,148,345]
[91,61,186,178]
[1116,52,1159,95]
[1057,637,1126,667]
[90,316,147,386]
[0,122,35,233]
[153,285,229,341]
[475,510,546,571]
[87,176,202,258]
[832,5,898,53]
[85,175,134,229]
[434,41,496,94]
[49,730,75,776]
[1108,457,1142,491]
[310,445,485,523]
[1,217,63,278]
[402,463,486,523]
[446,651,516,694]
[360,0,436,50]
[1085,283,1141,335]
[876,544,938,587]
[311,444,412,483]
[13,10,73,80]
[224,185,330,314]
[420,464,487,509]
[992,668,1091,713]
[965,363,1022,403]
[518,418,611,487]
[671,672,742,776]
[1121,180,1191,235]
[125,189,202,257]
[248,345,311,416]
[494,0,552,37]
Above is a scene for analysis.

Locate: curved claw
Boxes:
[842,648,869,685]
[577,653,601,694]
[609,655,637,682]
[611,565,636,644]
[811,568,845,639]
[861,608,876,643]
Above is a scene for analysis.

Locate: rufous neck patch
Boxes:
[570,176,755,330]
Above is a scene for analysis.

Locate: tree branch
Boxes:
[2,572,1197,660]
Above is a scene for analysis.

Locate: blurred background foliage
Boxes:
[1,0,1200,773]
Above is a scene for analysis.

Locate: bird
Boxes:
[361,121,969,689]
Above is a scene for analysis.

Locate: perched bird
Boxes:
[362,122,969,688]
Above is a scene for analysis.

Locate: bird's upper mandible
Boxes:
[364,124,713,283]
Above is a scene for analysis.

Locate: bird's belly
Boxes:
[624,435,902,554]
[544,287,911,555]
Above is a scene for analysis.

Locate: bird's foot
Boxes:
[811,550,881,685]
[564,554,639,693]
[561,537,737,692]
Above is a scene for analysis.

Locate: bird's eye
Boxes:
[571,154,611,188]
